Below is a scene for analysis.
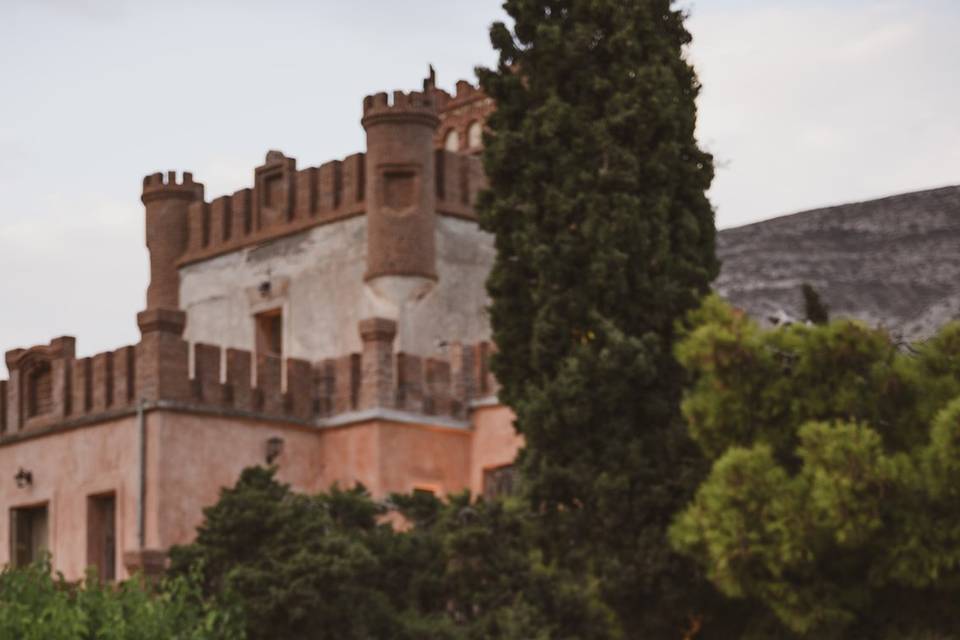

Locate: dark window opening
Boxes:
[483,464,516,500]
[11,504,49,567]
[87,493,116,581]
[255,309,283,359]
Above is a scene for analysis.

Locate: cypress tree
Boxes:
[477,0,728,634]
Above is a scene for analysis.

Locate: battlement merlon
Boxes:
[141,171,205,204]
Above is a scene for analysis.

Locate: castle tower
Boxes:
[361,84,440,314]
[141,171,204,310]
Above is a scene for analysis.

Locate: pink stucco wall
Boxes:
[149,411,327,550]
[0,416,139,581]
[375,422,472,496]
[0,402,521,582]
[469,404,522,496]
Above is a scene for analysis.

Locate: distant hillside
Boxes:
[716,185,960,341]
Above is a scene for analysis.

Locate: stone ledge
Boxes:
[0,400,479,449]
[318,407,469,431]
[468,395,500,410]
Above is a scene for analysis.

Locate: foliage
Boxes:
[671,295,960,638]
[169,467,617,640]
[475,0,730,635]
[0,558,243,640]
[801,283,830,325]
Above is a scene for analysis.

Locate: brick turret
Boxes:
[361,80,440,311]
[141,171,204,310]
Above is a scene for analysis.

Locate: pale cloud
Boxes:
[840,22,919,60]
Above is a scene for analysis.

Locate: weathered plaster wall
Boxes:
[151,411,325,549]
[179,215,369,362]
[469,404,522,497]
[178,214,494,364]
[0,417,138,581]
[375,421,472,496]
[317,422,382,494]
[402,215,494,355]
[317,420,472,497]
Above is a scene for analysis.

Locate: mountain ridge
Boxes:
[716,184,960,340]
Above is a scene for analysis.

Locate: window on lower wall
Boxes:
[413,486,437,498]
[483,464,517,500]
[11,504,49,567]
[87,493,116,581]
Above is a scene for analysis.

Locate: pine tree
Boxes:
[169,468,619,639]
[672,296,960,637]
[476,1,729,634]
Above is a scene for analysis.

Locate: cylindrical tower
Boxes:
[141,171,204,310]
[361,89,440,310]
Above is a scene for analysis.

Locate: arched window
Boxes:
[444,129,460,152]
[467,121,483,149]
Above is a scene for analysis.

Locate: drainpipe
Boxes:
[136,399,146,549]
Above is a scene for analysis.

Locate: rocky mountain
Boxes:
[716,185,960,341]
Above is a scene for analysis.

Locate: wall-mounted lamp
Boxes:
[258,281,272,297]
[14,468,33,489]
[265,437,284,465]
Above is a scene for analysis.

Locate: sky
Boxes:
[1,0,959,373]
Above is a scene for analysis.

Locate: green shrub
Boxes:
[0,557,244,640]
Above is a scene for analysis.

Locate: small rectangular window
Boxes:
[255,309,283,359]
[11,504,49,567]
[87,493,116,581]
[483,464,516,500]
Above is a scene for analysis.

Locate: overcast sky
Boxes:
[1,0,959,373]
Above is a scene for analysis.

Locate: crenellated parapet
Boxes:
[362,90,439,129]
[162,146,487,270]
[176,318,496,424]
[3,337,139,436]
[1,318,497,441]
[142,171,204,203]
[137,76,494,278]
[433,79,488,113]
[431,79,495,154]
[178,150,367,266]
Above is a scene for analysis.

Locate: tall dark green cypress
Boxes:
[477,1,726,635]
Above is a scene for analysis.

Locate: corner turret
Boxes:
[361,82,440,314]
[141,171,204,310]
